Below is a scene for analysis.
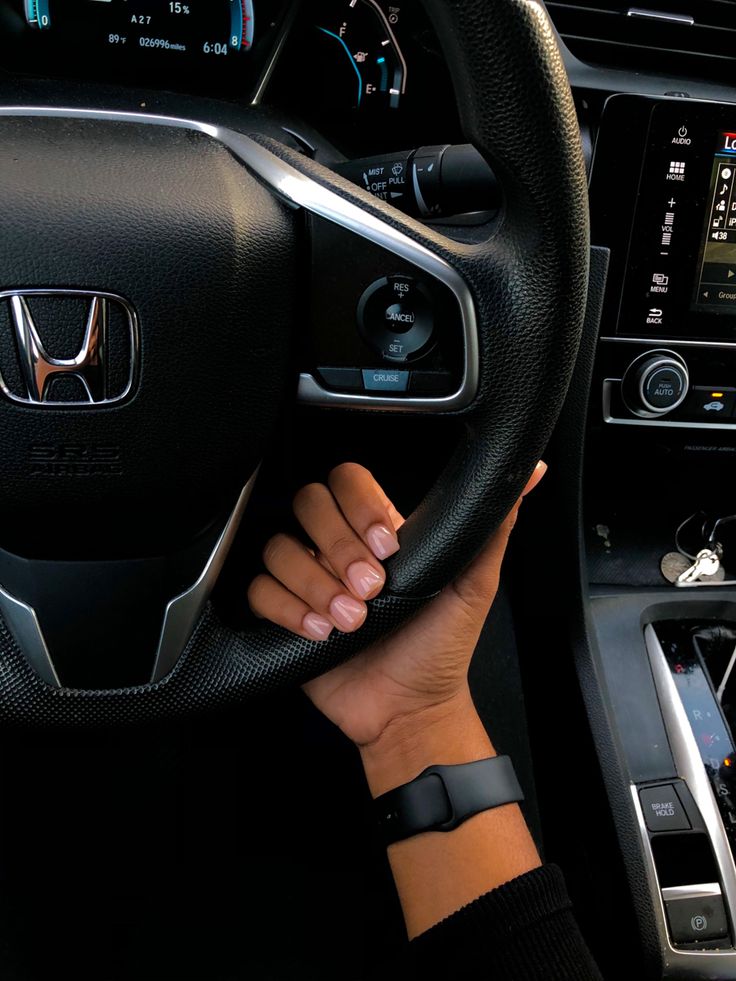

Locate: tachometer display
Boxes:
[24,0,50,29]
[24,0,255,59]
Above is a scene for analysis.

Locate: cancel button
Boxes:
[639,784,691,832]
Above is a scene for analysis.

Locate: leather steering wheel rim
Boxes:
[0,0,589,726]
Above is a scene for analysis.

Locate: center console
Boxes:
[586,95,736,978]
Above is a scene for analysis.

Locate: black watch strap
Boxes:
[374,756,523,846]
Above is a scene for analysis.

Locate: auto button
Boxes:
[643,363,687,411]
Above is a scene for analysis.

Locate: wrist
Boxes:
[359,689,495,797]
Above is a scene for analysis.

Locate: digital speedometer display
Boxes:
[26,0,255,59]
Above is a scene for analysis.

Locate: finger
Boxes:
[248,574,335,642]
[522,460,548,497]
[262,532,368,633]
[293,481,387,601]
[370,473,405,533]
[328,463,403,559]
[450,461,548,609]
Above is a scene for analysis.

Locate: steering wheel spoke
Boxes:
[234,138,483,414]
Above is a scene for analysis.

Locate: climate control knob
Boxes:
[621,350,689,418]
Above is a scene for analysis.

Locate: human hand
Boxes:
[248,461,546,757]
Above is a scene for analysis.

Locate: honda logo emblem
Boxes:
[0,290,139,407]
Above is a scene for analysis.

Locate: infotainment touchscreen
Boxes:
[693,132,736,312]
[594,98,736,341]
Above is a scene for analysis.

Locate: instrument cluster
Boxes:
[0,0,462,151]
[0,0,290,96]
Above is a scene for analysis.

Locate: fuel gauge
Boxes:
[315,0,407,110]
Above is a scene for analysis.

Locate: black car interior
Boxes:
[0,1,736,979]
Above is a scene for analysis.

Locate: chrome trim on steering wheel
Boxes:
[0,584,60,687]
[0,470,259,690]
[0,106,479,413]
[151,469,260,684]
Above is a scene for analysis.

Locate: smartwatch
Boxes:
[374,756,524,846]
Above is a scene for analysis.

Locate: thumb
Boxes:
[449,461,548,611]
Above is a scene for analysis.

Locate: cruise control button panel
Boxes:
[306,216,466,404]
[357,276,435,363]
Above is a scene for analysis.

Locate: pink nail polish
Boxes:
[347,561,384,599]
[367,524,399,560]
[303,613,333,641]
[330,594,367,630]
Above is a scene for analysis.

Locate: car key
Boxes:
[678,547,721,584]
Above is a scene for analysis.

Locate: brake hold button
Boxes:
[639,785,691,832]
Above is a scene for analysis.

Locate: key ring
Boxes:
[675,510,733,561]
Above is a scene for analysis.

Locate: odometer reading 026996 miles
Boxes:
[24,0,255,59]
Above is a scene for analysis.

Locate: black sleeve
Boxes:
[406,864,604,981]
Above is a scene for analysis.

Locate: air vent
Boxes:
[545,1,736,81]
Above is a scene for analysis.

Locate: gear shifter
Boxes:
[655,620,736,836]
[692,624,736,704]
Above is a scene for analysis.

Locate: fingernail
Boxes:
[303,613,334,641]
[367,524,399,560]
[347,560,385,599]
[522,461,548,497]
[330,594,367,630]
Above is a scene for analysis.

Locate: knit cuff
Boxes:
[409,864,603,981]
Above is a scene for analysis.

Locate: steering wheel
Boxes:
[0,0,588,727]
